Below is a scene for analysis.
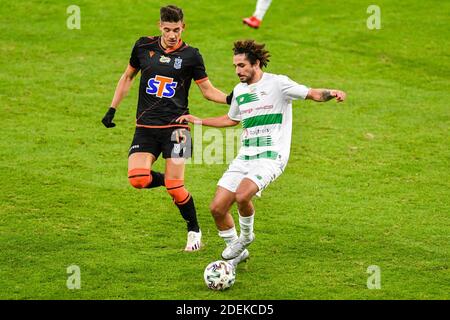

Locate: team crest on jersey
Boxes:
[146,75,178,98]
[174,57,182,69]
[159,55,171,63]
[236,93,259,106]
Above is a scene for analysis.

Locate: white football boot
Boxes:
[184,230,202,252]
[228,249,250,268]
[221,233,255,260]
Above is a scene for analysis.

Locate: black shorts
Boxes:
[128,126,192,159]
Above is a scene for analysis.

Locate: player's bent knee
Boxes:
[165,179,191,204]
[128,168,152,189]
[235,191,252,205]
[210,202,227,218]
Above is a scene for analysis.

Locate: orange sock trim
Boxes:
[128,168,152,189]
[165,179,190,204]
[177,193,192,205]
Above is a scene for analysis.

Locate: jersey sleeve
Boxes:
[192,49,208,83]
[227,89,241,121]
[278,75,309,100]
[129,39,142,70]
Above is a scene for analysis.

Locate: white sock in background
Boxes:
[253,0,273,20]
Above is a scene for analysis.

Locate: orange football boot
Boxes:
[243,16,262,29]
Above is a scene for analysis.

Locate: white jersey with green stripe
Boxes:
[228,72,309,166]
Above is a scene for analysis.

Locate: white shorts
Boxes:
[217,158,285,197]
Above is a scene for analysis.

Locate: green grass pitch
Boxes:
[0,0,448,299]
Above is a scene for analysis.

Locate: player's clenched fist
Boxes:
[102,107,116,128]
[331,90,346,102]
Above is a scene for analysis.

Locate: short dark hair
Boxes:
[233,40,271,68]
[160,5,184,22]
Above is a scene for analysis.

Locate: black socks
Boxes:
[176,196,200,232]
[145,171,165,189]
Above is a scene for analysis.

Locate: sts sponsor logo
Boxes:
[146,75,177,98]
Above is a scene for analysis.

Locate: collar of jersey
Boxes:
[158,37,184,54]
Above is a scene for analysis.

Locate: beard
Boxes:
[238,70,255,83]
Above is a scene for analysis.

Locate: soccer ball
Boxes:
[204,260,236,291]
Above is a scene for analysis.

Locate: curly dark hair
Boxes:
[160,5,184,22]
[233,40,271,68]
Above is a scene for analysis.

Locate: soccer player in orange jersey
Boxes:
[102,5,229,251]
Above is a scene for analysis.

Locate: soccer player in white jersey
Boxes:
[176,40,346,265]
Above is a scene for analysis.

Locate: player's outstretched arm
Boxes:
[196,79,228,104]
[102,64,139,128]
[176,114,239,128]
[306,88,346,103]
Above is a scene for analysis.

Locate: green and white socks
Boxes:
[239,212,255,241]
[218,212,255,246]
[218,227,238,246]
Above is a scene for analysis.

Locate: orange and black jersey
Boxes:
[129,36,208,127]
